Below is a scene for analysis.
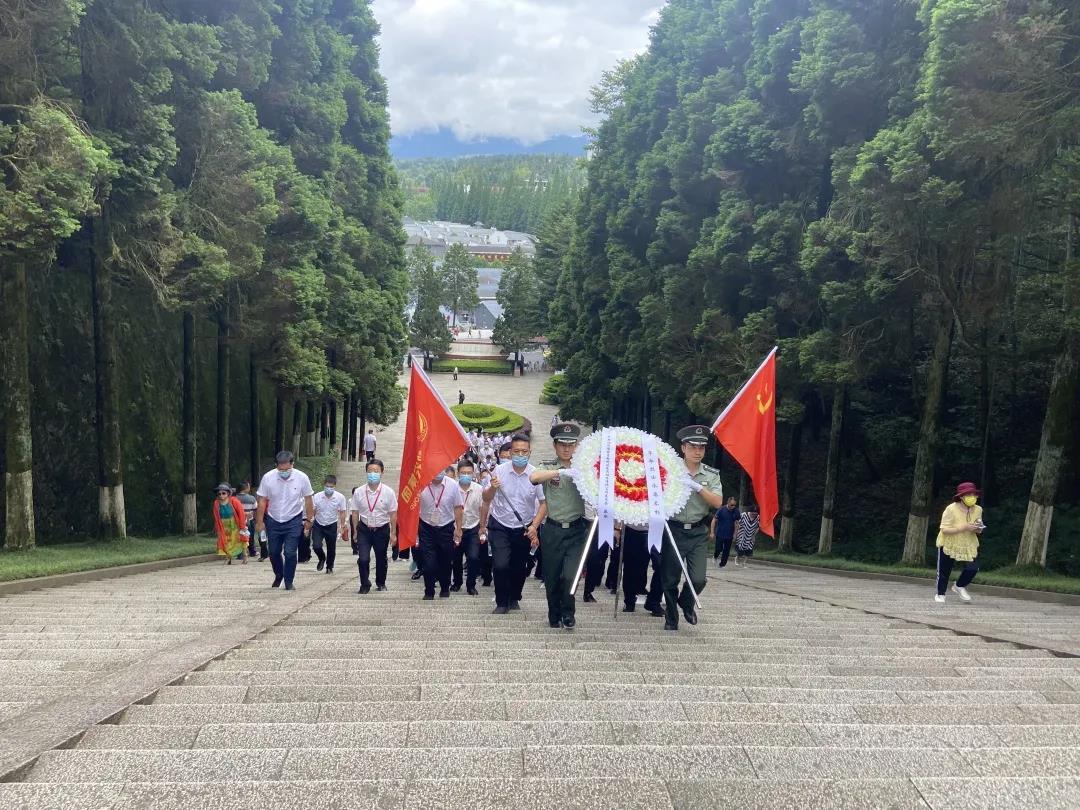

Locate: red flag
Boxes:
[396,364,469,550]
[711,348,780,537]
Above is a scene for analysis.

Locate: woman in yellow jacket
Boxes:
[935,482,984,603]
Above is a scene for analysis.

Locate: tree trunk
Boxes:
[318,403,328,457]
[305,400,316,456]
[902,315,954,565]
[1,263,36,549]
[818,386,846,555]
[291,399,302,457]
[978,329,996,501]
[1017,214,1079,567]
[274,396,285,454]
[347,393,359,461]
[777,419,803,553]
[330,399,338,456]
[90,208,126,539]
[248,351,260,485]
[358,395,367,453]
[181,311,197,534]
[216,306,231,482]
[340,392,350,461]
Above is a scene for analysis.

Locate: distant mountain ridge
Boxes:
[391,128,590,159]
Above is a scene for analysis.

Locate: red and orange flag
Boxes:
[711,348,779,537]
[396,364,469,550]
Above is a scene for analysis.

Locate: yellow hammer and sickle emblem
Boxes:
[757,387,773,415]
[417,412,429,442]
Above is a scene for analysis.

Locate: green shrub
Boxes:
[540,373,565,405]
[431,359,512,374]
[451,403,526,433]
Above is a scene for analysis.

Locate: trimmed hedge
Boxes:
[451,403,526,433]
[540,373,565,406]
[431,358,512,375]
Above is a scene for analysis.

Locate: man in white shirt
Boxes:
[311,474,347,574]
[418,466,464,599]
[255,450,315,591]
[482,434,545,614]
[363,429,377,463]
[451,459,486,595]
[349,459,397,593]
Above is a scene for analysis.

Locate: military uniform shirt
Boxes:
[671,464,723,524]
[538,461,585,524]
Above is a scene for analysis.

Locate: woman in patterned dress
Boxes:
[733,503,760,566]
[213,483,250,564]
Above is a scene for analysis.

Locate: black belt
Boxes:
[668,517,709,531]
[545,516,585,530]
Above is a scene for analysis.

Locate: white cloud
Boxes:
[372,0,663,143]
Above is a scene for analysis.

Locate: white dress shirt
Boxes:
[487,461,544,528]
[351,484,398,528]
[419,480,464,527]
[313,490,347,526]
[363,433,377,452]
[458,481,485,530]
[257,469,314,522]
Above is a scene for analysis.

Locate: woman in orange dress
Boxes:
[213,483,250,564]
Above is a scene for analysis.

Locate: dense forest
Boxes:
[542,0,1080,573]
[397,155,585,233]
[0,0,407,548]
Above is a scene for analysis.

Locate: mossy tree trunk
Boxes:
[358,394,367,455]
[339,392,350,461]
[290,399,302,457]
[1017,214,1079,567]
[818,386,846,555]
[902,315,953,565]
[90,207,127,539]
[330,399,338,456]
[248,351,260,484]
[1,262,37,550]
[181,311,197,534]
[305,400,316,456]
[777,419,802,553]
[215,305,231,482]
[274,396,285,454]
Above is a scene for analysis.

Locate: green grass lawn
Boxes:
[754,550,1080,595]
[0,535,216,582]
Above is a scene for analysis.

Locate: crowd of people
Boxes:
[211,429,987,611]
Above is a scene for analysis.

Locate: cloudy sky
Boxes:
[371,0,664,144]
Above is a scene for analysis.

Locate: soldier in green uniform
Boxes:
[530,423,587,630]
[663,425,725,631]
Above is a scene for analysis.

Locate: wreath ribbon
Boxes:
[642,435,666,554]
[597,428,617,548]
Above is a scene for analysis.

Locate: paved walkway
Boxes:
[2,370,1080,808]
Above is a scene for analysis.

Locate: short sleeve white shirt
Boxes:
[488,461,545,528]
[458,481,485,530]
[419,480,464,527]
[313,490,347,526]
[351,484,397,528]
[256,469,315,523]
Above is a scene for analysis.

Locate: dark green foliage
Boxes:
[397,155,585,232]
[547,0,1080,573]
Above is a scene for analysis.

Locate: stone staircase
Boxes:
[5,558,1080,808]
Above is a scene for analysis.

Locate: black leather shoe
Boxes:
[410,571,422,580]
[467,587,479,596]
[284,584,295,591]
[449,584,462,592]
[683,607,698,626]
[664,620,678,631]
[646,604,664,617]
[482,579,492,587]
[492,606,509,615]
[583,592,597,603]
[549,620,562,629]
[376,584,386,591]
[562,616,575,629]
[316,561,325,571]
[422,593,435,601]
[509,600,520,610]
[439,590,450,598]
[272,576,283,588]
[622,604,636,613]
[358,584,371,594]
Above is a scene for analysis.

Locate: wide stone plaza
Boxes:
[2,371,1080,809]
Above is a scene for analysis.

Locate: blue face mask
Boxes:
[433,474,445,484]
[459,474,473,487]
[324,487,335,496]
[511,455,529,468]
[278,469,292,480]
[367,472,381,485]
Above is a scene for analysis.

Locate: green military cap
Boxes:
[677,424,711,446]
[550,422,582,443]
